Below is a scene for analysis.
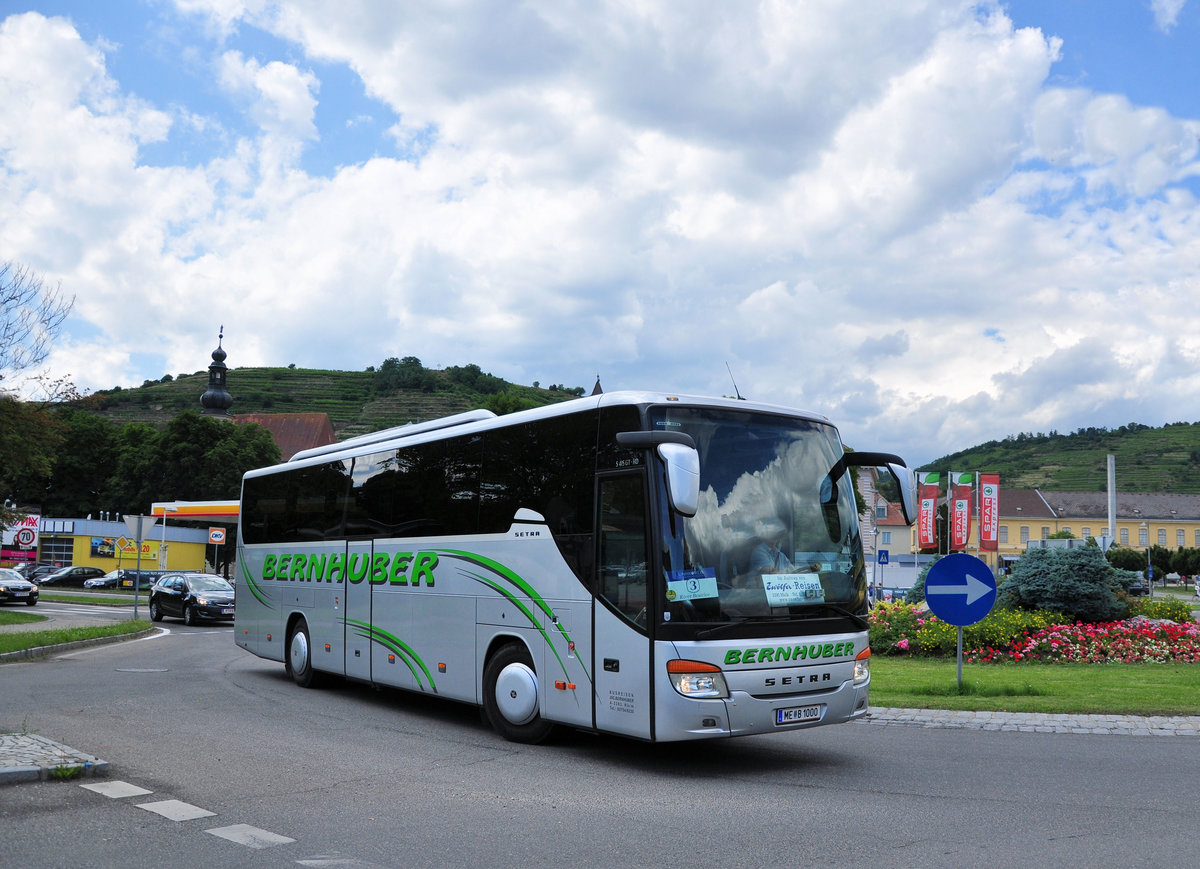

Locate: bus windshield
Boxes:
[649,406,866,628]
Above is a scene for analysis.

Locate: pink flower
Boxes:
[896,638,909,651]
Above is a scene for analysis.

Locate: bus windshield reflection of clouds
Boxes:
[656,409,863,624]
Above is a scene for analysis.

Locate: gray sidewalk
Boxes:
[4,707,1198,786]
[0,733,109,785]
[863,706,1200,736]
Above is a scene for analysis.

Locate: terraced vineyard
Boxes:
[84,365,580,439]
[921,422,1200,493]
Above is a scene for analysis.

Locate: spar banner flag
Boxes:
[979,472,1000,551]
[917,472,941,549]
[949,472,974,551]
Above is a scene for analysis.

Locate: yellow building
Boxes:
[866,484,1200,576]
[16,517,210,573]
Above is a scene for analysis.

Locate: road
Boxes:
[2,605,1199,868]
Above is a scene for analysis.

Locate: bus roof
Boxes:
[244,390,832,479]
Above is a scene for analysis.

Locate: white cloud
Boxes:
[2,3,1200,469]
[1149,0,1187,33]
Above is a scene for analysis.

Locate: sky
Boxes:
[2,1,1198,469]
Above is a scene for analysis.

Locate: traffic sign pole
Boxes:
[924,553,997,689]
[123,515,158,621]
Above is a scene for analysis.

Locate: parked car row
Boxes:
[8,564,108,587]
[83,569,173,590]
[2,566,236,626]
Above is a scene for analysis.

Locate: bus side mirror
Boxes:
[657,442,700,518]
[842,451,918,527]
[616,431,700,518]
[884,463,917,526]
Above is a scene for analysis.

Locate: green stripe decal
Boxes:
[435,549,591,684]
[239,555,273,608]
[344,618,438,692]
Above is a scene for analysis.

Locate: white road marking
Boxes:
[206,824,296,849]
[136,799,217,821]
[80,780,153,798]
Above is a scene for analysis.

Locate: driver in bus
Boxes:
[750,526,795,575]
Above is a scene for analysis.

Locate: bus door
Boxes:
[593,473,653,739]
[344,541,373,682]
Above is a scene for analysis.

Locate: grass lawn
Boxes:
[0,617,152,655]
[40,592,144,606]
[0,609,48,626]
[872,656,1200,716]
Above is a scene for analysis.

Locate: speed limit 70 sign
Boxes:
[15,527,36,547]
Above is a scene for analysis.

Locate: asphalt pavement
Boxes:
[4,600,1200,787]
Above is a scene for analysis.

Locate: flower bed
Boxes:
[868,600,1200,663]
[969,620,1200,664]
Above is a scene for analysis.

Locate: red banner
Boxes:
[949,472,973,551]
[917,473,941,549]
[978,473,999,551]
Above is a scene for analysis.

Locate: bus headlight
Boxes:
[854,647,871,686]
[667,659,729,699]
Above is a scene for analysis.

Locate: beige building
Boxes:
[862,475,1200,576]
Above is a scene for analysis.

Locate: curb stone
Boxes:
[0,734,109,785]
[863,706,1200,736]
[0,627,157,665]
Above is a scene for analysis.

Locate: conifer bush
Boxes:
[996,546,1127,623]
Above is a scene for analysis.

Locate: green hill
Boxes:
[920,422,1200,492]
[83,365,1200,493]
[82,362,586,440]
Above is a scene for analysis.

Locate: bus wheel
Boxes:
[483,643,554,744]
[286,620,320,688]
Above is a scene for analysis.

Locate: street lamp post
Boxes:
[159,505,177,569]
[1140,520,1153,598]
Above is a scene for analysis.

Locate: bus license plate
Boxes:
[776,704,823,725]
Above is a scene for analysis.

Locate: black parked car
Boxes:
[26,564,60,582]
[148,573,235,625]
[38,565,107,587]
[0,568,39,606]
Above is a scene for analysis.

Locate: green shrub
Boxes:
[1128,596,1196,624]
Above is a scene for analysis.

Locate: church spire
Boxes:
[200,325,233,416]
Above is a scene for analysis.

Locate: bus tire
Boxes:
[286,620,321,688]
[483,643,554,744]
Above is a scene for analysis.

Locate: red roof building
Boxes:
[235,412,336,461]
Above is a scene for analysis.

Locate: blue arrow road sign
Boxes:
[924,553,997,627]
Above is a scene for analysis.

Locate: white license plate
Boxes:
[221,607,234,614]
[776,704,824,725]
[13,592,28,597]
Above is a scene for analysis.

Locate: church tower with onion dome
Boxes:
[199,326,234,417]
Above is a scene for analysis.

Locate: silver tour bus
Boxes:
[235,391,916,743]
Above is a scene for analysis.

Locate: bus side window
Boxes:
[598,475,649,627]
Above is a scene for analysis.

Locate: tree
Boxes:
[1,262,75,391]
[1,262,76,526]
[39,410,119,517]
[374,356,435,392]
[0,394,65,525]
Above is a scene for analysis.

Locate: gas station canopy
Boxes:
[150,500,240,522]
